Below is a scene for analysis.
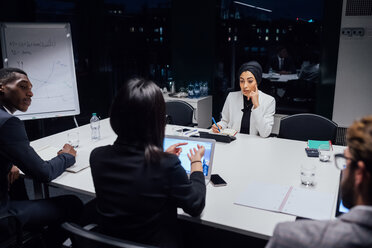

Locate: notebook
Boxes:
[307,140,332,150]
[36,145,90,173]
[163,135,216,184]
[208,128,237,136]
[235,182,335,220]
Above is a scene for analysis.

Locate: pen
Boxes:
[212,117,221,132]
[184,129,198,135]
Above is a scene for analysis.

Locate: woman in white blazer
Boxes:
[212,61,275,138]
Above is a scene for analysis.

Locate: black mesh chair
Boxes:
[62,222,157,248]
[278,113,338,143]
[165,101,195,126]
[0,213,44,248]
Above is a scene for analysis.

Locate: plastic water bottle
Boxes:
[90,113,100,141]
[194,82,200,98]
[269,67,273,78]
[202,81,208,96]
[188,83,194,98]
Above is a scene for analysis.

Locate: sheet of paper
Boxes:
[235,182,335,220]
[282,187,334,220]
[36,145,90,173]
[234,182,290,212]
[36,146,60,160]
[65,149,90,173]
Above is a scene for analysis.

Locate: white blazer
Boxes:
[218,90,275,137]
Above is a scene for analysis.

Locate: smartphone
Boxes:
[210,174,227,186]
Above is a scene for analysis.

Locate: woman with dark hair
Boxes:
[90,78,206,247]
[212,61,276,137]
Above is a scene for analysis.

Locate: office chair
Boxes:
[62,222,158,248]
[0,213,44,248]
[165,101,195,126]
[278,113,338,143]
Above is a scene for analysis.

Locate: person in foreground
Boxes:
[266,115,372,248]
[90,77,206,247]
[212,61,275,137]
[0,67,83,245]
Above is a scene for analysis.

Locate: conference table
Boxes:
[30,118,344,240]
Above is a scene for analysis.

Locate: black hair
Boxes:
[110,77,166,164]
[237,61,263,86]
[0,67,27,85]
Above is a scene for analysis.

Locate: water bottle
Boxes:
[188,83,194,98]
[202,81,208,96]
[269,67,273,78]
[90,113,100,141]
[194,81,200,98]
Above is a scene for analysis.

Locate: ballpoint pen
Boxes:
[212,117,221,132]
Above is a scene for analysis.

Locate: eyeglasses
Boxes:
[334,153,356,170]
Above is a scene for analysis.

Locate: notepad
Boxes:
[36,146,89,173]
[307,140,331,150]
[209,128,237,136]
[234,182,335,220]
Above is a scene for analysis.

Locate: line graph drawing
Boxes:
[1,23,80,120]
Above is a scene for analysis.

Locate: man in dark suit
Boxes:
[0,68,83,245]
[266,116,372,248]
[266,46,296,74]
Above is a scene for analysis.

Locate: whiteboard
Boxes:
[0,23,80,120]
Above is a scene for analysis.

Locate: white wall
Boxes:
[332,0,372,127]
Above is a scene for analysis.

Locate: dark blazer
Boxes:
[90,140,206,247]
[267,55,296,73]
[0,106,75,215]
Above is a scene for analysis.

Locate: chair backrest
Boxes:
[165,101,194,126]
[62,222,157,248]
[278,113,338,143]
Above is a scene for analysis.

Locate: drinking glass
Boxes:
[318,144,331,162]
[67,132,79,148]
[300,163,316,187]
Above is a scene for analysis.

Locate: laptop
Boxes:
[163,135,216,184]
[335,175,350,217]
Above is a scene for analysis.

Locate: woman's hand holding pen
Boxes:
[212,123,223,133]
[165,142,188,156]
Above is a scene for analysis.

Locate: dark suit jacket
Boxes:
[0,107,75,215]
[90,140,206,247]
[267,55,296,73]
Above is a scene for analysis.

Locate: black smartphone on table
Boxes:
[210,174,227,186]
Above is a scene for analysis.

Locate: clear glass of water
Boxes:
[67,132,79,148]
[300,163,316,187]
[318,144,331,162]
